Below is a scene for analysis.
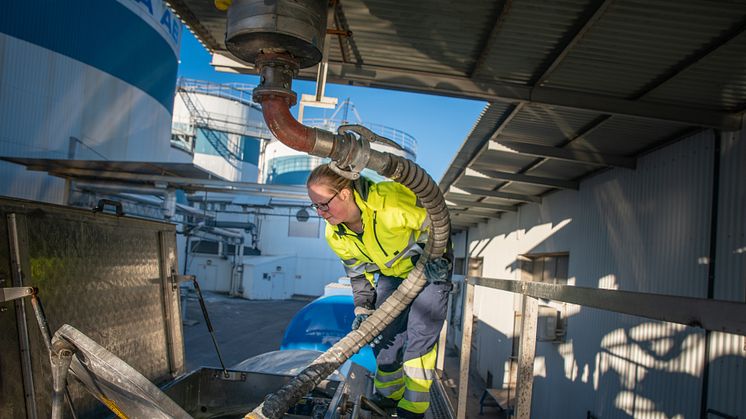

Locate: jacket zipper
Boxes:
[372,211,389,257]
[353,242,372,262]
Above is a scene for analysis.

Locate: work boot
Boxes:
[367,393,399,410]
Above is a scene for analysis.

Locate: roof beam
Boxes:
[446,197,517,212]
[440,103,524,196]
[448,188,541,204]
[467,167,579,190]
[449,211,491,223]
[323,63,742,130]
[470,0,513,78]
[493,141,636,169]
[532,0,614,84]
[211,54,742,131]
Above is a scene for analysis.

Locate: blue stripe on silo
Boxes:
[241,136,261,165]
[269,171,313,185]
[0,0,178,113]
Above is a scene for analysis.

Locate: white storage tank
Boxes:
[171,78,270,182]
[0,0,182,202]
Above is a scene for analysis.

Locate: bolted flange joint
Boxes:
[253,53,300,107]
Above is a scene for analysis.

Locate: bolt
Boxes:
[0,306,7,313]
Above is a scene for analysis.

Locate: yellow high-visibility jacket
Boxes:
[325,179,429,287]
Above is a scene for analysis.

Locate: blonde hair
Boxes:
[307,163,353,194]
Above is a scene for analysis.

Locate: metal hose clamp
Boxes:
[329,127,372,180]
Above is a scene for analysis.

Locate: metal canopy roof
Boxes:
[167,0,746,230]
[1,158,309,199]
[2,158,218,179]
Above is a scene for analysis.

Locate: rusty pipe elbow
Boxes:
[261,97,315,154]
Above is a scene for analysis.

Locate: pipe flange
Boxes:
[253,53,300,106]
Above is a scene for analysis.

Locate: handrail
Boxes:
[468,276,746,335]
[456,276,746,419]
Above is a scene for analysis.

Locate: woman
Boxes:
[307,164,451,419]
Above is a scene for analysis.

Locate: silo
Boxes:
[172,78,270,182]
[0,0,182,202]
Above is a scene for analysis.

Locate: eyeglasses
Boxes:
[311,191,339,211]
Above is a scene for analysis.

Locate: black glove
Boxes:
[351,313,369,331]
[424,257,451,284]
[351,313,384,348]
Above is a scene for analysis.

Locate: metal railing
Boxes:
[177,78,259,109]
[453,276,746,419]
[265,155,329,183]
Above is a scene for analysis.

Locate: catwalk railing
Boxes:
[453,277,746,419]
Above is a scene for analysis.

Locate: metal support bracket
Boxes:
[170,273,196,287]
[0,286,34,303]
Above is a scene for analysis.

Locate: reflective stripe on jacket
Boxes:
[325,180,429,286]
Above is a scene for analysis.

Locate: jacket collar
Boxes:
[334,177,373,238]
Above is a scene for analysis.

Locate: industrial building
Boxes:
[0,1,745,418]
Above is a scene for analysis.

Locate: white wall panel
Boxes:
[463,130,727,418]
[707,332,746,418]
[706,129,746,418]
[714,130,746,301]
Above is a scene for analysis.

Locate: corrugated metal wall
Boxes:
[706,129,746,418]
[463,129,745,418]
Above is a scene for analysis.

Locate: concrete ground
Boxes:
[182,291,507,418]
[181,290,309,371]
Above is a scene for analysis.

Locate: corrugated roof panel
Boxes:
[453,174,503,191]
[646,35,746,110]
[338,0,501,74]
[473,149,538,172]
[500,104,603,146]
[439,102,514,189]
[476,0,597,84]
[572,117,695,155]
[499,182,553,196]
[525,159,598,180]
[545,0,745,98]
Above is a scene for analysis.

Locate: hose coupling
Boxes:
[328,128,371,180]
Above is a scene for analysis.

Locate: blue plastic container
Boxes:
[281,295,376,373]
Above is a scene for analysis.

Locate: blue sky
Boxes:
[176,32,486,182]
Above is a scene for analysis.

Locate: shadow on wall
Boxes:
[470,296,717,418]
[535,314,706,418]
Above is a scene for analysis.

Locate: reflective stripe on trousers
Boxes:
[398,344,438,414]
[372,275,450,415]
[374,367,405,399]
